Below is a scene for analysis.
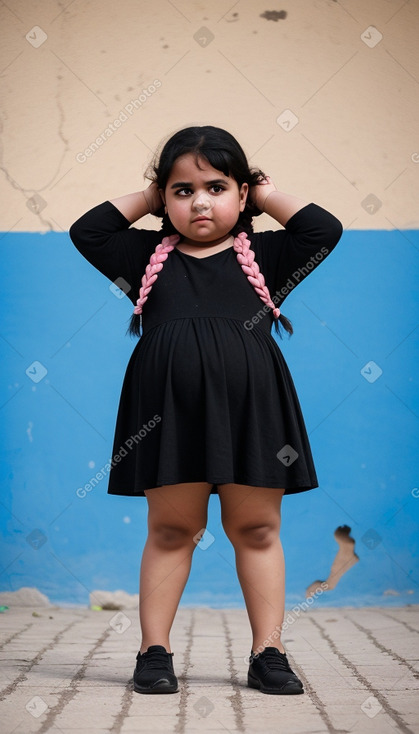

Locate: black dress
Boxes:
[69,201,342,496]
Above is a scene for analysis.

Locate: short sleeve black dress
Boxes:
[69,201,342,497]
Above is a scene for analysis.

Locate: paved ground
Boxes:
[0,605,418,734]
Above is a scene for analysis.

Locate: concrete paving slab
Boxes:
[0,605,418,734]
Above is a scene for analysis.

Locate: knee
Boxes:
[150,523,205,551]
[222,521,280,549]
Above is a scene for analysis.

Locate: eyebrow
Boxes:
[170,178,229,189]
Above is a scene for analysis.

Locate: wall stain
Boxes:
[260,10,287,21]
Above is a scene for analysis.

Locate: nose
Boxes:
[192,191,214,212]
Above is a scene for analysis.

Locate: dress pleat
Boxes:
[108,314,318,496]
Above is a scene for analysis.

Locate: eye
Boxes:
[174,185,226,196]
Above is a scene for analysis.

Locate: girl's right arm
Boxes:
[109,183,163,223]
[69,186,163,301]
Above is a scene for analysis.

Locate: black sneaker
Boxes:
[133,644,179,694]
[248,647,304,695]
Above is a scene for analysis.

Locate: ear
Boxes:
[239,182,249,212]
[158,187,166,206]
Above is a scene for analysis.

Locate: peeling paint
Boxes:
[306,525,359,599]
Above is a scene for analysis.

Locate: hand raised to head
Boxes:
[248,175,278,214]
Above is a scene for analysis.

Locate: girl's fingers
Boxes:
[256,174,270,183]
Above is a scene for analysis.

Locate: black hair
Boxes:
[127,125,293,339]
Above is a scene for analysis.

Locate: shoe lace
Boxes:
[256,649,291,673]
[142,649,173,670]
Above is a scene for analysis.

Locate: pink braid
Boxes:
[233,231,281,321]
[133,230,280,323]
[133,234,180,315]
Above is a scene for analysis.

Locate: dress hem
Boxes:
[107,476,319,496]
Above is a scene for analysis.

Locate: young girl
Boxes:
[70,125,342,696]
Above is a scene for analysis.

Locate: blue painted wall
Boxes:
[1,228,418,608]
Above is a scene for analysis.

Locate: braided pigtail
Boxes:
[126,234,180,337]
[126,227,293,339]
[230,178,293,339]
[234,231,292,338]
[133,234,180,314]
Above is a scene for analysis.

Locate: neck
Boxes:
[179,234,234,249]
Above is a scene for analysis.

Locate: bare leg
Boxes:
[235,534,286,655]
[139,538,193,653]
[139,482,212,653]
[218,484,286,655]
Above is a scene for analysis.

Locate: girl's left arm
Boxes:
[249,176,343,298]
[262,191,309,226]
[249,176,308,225]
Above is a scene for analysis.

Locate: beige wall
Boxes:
[1,0,418,233]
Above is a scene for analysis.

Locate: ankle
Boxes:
[140,643,171,654]
[252,643,286,655]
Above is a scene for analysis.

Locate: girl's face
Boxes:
[160,153,248,246]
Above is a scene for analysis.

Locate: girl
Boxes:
[70,125,343,696]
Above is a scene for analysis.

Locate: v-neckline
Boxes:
[174,245,234,261]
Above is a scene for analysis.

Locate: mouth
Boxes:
[192,216,210,222]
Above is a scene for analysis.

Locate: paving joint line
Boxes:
[220,610,245,733]
[343,612,419,678]
[377,610,419,636]
[289,660,345,734]
[309,616,416,734]
[36,620,112,734]
[0,617,81,702]
[174,608,195,734]
[0,622,34,651]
